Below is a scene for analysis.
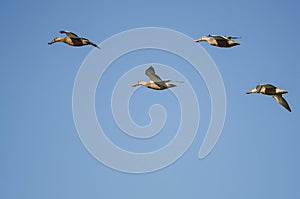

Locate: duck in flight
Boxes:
[194,34,240,48]
[132,66,181,90]
[246,84,291,112]
[48,30,100,49]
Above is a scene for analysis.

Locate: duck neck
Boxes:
[139,80,148,86]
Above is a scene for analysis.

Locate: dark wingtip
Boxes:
[90,42,101,49]
[59,30,67,34]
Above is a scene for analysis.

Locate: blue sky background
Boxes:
[1,0,300,198]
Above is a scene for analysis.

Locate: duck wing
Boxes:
[145,66,168,88]
[263,84,281,94]
[145,66,163,82]
[227,36,241,40]
[59,30,80,39]
[85,40,100,49]
[212,35,229,41]
[272,95,291,112]
[262,84,276,89]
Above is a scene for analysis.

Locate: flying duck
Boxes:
[246,84,291,112]
[48,30,100,49]
[194,34,240,48]
[132,66,179,90]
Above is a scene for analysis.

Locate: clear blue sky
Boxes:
[1,0,300,198]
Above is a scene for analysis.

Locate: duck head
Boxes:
[194,35,210,42]
[246,87,258,94]
[132,80,147,87]
[48,36,64,45]
[246,84,264,94]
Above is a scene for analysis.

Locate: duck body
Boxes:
[247,84,287,95]
[246,84,291,112]
[133,80,176,90]
[194,35,240,48]
[48,30,100,49]
[132,66,178,90]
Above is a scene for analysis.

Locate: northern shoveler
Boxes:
[48,30,100,49]
[246,84,291,112]
[132,66,180,90]
[194,34,240,48]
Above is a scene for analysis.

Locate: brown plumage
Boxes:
[246,84,291,112]
[48,30,100,49]
[132,66,179,90]
[194,34,240,48]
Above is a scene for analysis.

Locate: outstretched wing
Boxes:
[272,95,291,112]
[145,66,163,82]
[86,40,101,49]
[145,66,168,88]
[212,35,229,41]
[226,36,241,40]
[59,30,80,38]
[212,35,241,40]
[263,84,277,89]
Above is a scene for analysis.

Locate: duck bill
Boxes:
[194,38,203,43]
[48,40,55,45]
[132,82,139,87]
[246,88,256,94]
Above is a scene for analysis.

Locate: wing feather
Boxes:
[60,30,80,38]
[212,36,228,41]
[145,66,163,82]
[272,95,291,112]
[145,66,169,88]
